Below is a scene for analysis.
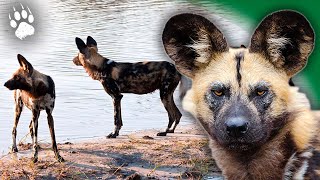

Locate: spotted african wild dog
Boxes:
[162,11,320,179]
[73,36,182,138]
[4,54,64,163]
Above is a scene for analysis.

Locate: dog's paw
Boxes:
[11,146,18,153]
[166,129,175,133]
[9,4,35,40]
[31,156,38,163]
[56,155,65,162]
[106,133,117,138]
[35,144,41,150]
[156,132,167,136]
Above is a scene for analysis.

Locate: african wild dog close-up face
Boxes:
[162,11,315,152]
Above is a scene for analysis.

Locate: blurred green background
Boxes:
[189,0,320,109]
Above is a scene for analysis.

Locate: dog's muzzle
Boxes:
[4,80,14,90]
[73,56,82,66]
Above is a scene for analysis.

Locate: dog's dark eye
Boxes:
[208,82,229,99]
[212,87,226,97]
[257,90,266,96]
[255,88,268,97]
[213,90,224,97]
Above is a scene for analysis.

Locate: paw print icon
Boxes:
[9,4,35,40]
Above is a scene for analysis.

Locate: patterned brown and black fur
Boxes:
[4,54,64,163]
[162,11,319,179]
[73,36,182,138]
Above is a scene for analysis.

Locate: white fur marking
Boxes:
[186,29,211,63]
[284,153,297,180]
[300,150,313,158]
[293,160,309,180]
[107,60,114,64]
[267,34,291,62]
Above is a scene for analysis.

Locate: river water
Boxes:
[0,0,248,154]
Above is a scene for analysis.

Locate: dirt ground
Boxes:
[2,110,319,180]
[0,123,223,180]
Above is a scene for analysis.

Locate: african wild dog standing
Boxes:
[163,11,320,179]
[73,36,182,138]
[4,54,64,163]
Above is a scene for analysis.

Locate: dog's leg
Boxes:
[166,94,182,133]
[46,108,64,162]
[158,78,182,136]
[107,94,123,138]
[11,98,23,153]
[28,120,41,150]
[29,121,34,140]
[31,109,40,163]
[157,88,175,136]
[102,79,123,138]
[158,94,181,135]
[29,120,41,150]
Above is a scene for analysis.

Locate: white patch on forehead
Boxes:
[229,48,248,53]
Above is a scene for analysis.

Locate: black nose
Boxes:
[4,81,9,88]
[225,117,248,137]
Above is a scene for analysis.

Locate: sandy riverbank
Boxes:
[2,110,319,180]
[0,122,223,179]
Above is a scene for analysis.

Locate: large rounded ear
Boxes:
[75,37,88,55]
[17,54,33,75]
[249,10,315,77]
[162,13,228,78]
[87,36,98,51]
